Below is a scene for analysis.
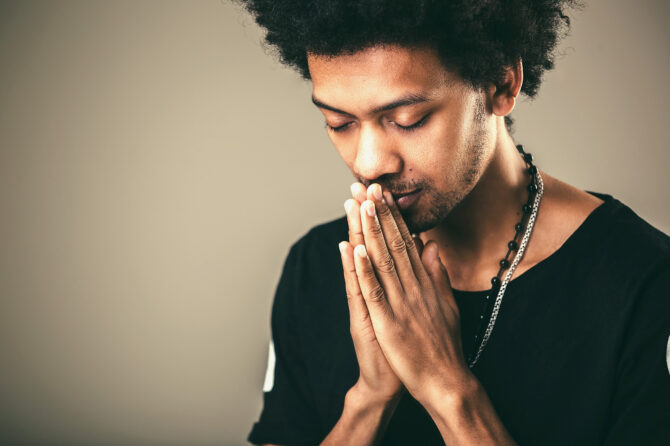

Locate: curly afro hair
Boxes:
[237,0,580,129]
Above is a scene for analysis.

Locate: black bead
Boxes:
[528,183,538,193]
[515,222,524,232]
[491,276,501,287]
[500,259,510,269]
[528,165,537,175]
[523,153,533,163]
[516,144,524,153]
[522,204,532,214]
[508,240,518,250]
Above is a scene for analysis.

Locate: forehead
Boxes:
[307,44,457,112]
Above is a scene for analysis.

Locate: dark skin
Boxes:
[260,43,603,446]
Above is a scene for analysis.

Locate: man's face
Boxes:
[307,44,496,234]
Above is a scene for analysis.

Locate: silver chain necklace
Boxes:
[467,146,544,368]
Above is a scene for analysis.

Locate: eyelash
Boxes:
[326,114,430,133]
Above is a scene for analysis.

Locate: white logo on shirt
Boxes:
[263,340,276,392]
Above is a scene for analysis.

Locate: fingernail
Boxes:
[371,184,382,200]
[344,199,354,214]
[364,200,375,217]
[338,241,347,254]
[384,191,394,206]
[350,183,359,197]
[354,244,367,258]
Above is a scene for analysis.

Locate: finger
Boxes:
[367,184,419,293]
[422,241,459,320]
[412,234,424,258]
[350,182,367,203]
[383,191,432,287]
[344,199,365,247]
[339,241,374,333]
[353,244,394,326]
[360,199,405,309]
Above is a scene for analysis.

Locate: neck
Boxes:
[420,120,529,291]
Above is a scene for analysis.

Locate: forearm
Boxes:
[320,383,401,446]
[423,376,517,446]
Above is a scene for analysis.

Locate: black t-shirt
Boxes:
[248,192,670,445]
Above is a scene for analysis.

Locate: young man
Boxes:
[240,1,670,444]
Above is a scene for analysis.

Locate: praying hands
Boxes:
[328,182,516,446]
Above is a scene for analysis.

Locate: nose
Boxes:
[352,122,403,182]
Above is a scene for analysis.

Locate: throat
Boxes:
[422,142,542,293]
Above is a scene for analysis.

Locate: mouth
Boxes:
[391,189,420,199]
[392,189,423,210]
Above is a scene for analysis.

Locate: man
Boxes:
[240,1,670,444]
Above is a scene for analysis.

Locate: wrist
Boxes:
[422,375,516,445]
[421,370,481,419]
[321,383,403,446]
[347,381,404,410]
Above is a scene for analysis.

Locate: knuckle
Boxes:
[345,289,360,301]
[397,224,412,239]
[350,310,371,330]
[363,267,378,282]
[378,203,393,218]
[388,236,406,253]
[377,254,395,273]
[369,222,383,235]
[404,282,422,301]
[368,285,386,302]
[404,236,416,251]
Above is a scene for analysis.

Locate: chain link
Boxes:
[468,170,544,368]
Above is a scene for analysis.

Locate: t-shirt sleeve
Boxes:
[602,257,670,445]
[247,241,323,446]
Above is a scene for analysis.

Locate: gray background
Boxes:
[0,0,668,444]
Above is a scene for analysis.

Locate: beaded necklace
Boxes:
[466,144,544,368]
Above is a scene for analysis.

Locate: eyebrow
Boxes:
[311,92,432,117]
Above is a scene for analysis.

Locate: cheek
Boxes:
[413,124,459,167]
[328,137,355,166]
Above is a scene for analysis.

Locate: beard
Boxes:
[402,97,490,235]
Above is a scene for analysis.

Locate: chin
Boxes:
[402,209,441,235]
[402,196,458,234]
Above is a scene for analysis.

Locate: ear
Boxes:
[490,59,523,117]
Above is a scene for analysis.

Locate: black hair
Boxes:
[237,0,581,132]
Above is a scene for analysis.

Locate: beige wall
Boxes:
[0,0,667,444]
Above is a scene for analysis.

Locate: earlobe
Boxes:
[491,59,523,118]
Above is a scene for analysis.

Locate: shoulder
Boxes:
[590,193,670,270]
[280,215,348,299]
[271,215,348,321]
[292,215,348,254]
[524,173,670,321]
[532,173,670,275]
[286,215,348,278]
[275,215,350,339]
[565,188,670,310]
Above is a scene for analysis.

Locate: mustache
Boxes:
[357,180,424,196]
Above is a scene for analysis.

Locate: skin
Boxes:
[262,43,603,446]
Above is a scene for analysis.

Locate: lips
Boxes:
[392,189,423,210]
[391,189,421,199]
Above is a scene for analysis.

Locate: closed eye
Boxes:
[325,122,352,133]
[325,113,431,133]
[394,114,430,132]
